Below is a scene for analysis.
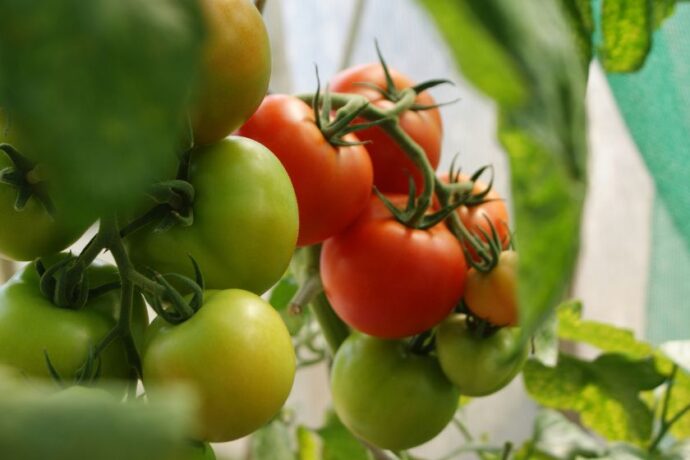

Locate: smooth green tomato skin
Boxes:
[126,136,298,295]
[142,289,296,443]
[0,258,148,384]
[436,315,528,396]
[0,114,90,261]
[330,334,458,451]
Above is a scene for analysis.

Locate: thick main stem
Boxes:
[293,245,349,355]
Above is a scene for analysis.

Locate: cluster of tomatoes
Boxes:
[0,0,526,455]
[238,53,526,452]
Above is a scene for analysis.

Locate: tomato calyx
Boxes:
[311,68,385,148]
[0,143,54,214]
[137,255,205,325]
[44,347,103,389]
[355,41,455,113]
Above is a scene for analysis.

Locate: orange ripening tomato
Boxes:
[464,250,518,326]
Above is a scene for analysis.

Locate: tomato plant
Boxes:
[190,0,271,146]
[0,116,91,261]
[126,136,298,295]
[464,250,518,326]
[238,94,373,246]
[321,195,466,338]
[435,314,527,396]
[330,63,442,194]
[331,333,458,451]
[142,289,295,442]
[0,258,148,383]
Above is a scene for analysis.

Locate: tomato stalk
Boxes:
[90,216,142,379]
[292,245,349,355]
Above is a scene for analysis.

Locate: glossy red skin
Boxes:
[330,64,442,194]
[320,195,466,339]
[438,173,510,262]
[239,95,373,246]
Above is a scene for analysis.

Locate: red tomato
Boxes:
[330,64,442,194]
[320,195,466,339]
[438,173,510,261]
[238,95,373,246]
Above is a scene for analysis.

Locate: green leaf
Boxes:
[600,0,652,72]
[524,353,666,445]
[297,426,320,460]
[419,0,588,347]
[250,418,296,460]
[0,0,204,220]
[652,0,677,28]
[316,410,372,460]
[560,0,595,71]
[557,302,673,374]
[531,408,603,459]
[269,275,306,336]
[533,309,559,367]
[0,385,198,460]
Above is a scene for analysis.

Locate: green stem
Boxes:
[91,216,142,377]
[292,245,350,355]
[649,365,689,452]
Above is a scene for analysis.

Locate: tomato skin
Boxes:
[330,64,442,194]
[0,114,91,261]
[238,95,373,246]
[191,0,271,146]
[464,250,518,326]
[126,137,298,295]
[142,289,296,442]
[331,334,458,450]
[0,258,148,383]
[321,195,466,339]
[435,314,527,396]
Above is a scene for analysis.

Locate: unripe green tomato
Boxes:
[0,109,91,261]
[0,257,149,388]
[126,136,298,295]
[142,289,296,443]
[331,334,458,451]
[435,314,528,396]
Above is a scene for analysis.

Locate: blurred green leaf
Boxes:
[531,408,603,459]
[316,410,372,460]
[297,426,319,460]
[250,418,296,460]
[0,0,204,220]
[270,275,308,336]
[533,309,559,367]
[419,0,587,348]
[652,0,677,28]
[600,0,652,72]
[557,302,673,373]
[561,0,595,71]
[0,385,198,460]
[524,353,665,445]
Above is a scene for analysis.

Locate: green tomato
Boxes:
[0,257,148,383]
[126,136,298,295]
[435,315,528,396]
[142,289,296,443]
[0,110,91,261]
[331,334,458,451]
